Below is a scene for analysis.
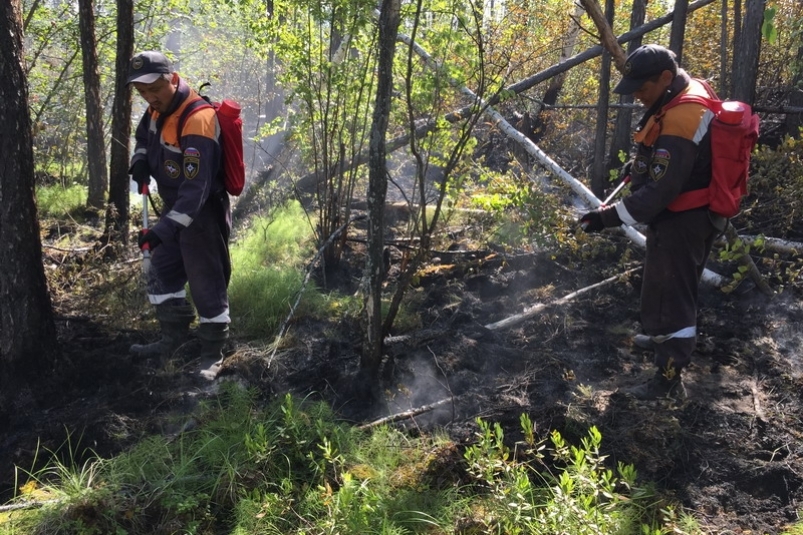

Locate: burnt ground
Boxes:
[2,218,803,535]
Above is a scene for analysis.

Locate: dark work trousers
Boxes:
[641,209,719,371]
[147,193,232,322]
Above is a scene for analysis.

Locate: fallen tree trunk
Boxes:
[484,267,641,331]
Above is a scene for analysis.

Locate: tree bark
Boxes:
[591,0,614,197]
[786,44,803,138]
[363,0,401,381]
[105,0,134,243]
[78,0,108,212]
[579,0,626,69]
[0,0,59,421]
[669,0,689,64]
[607,0,646,184]
[731,0,764,104]
[719,0,729,96]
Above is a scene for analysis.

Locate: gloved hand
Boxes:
[620,159,633,180]
[130,160,151,194]
[138,229,162,251]
[579,211,605,233]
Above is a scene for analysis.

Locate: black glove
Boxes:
[579,211,605,233]
[138,229,162,251]
[130,160,151,194]
[620,160,633,180]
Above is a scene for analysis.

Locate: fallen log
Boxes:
[358,397,453,429]
[484,267,641,331]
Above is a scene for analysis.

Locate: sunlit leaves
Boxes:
[763,6,778,44]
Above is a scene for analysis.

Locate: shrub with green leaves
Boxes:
[2,388,703,535]
[740,135,803,238]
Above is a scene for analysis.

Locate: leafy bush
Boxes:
[1,387,702,535]
[739,135,803,239]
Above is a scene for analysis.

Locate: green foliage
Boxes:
[462,419,670,535]
[764,6,779,44]
[228,201,323,338]
[465,165,575,252]
[746,136,803,236]
[36,185,86,218]
[2,393,706,535]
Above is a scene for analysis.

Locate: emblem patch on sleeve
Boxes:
[634,155,649,175]
[164,160,180,179]
[649,149,670,181]
[183,147,201,180]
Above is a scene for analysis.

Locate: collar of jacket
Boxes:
[635,69,691,134]
[152,77,192,131]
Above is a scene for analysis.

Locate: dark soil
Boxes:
[2,218,803,535]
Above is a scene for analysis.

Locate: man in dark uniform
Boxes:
[579,44,726,400]
[127,51,231,374]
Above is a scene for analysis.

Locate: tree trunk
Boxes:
[731,0,763,104]
[363,0,401,382]
[669,0,689,64]
[719,0,728,96]
[731,0,742,87]
[786,45,803,138]
[0,0,59,421]
[579,0,626,69]
[104,0,134,243]
[591,0,614,197]
[607,0,646,184]
[78,0,108,212]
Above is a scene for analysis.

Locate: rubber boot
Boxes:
[633,334,656,351]
[622,367,686,401]
[197,323,230,380]
[130,299,194,361]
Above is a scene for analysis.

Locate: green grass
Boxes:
[36,184,86,218]
[0,384,708,535]
[228,201,327,338]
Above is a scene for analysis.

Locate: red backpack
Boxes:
[179,85,246,196]
[664,80,760,218]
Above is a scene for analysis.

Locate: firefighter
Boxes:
[127,51,231,375]
[579,44,726,400]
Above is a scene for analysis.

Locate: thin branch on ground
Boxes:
[358,397,453,429]
[266,214,367,366]
[484,266,641,331]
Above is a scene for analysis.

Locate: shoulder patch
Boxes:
[164,160,181,179]
[634,155,649,175]
[184,154,200,180]
[649,150,670,182]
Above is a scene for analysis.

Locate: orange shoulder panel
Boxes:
[182,107,217,138]
[661,102,708,139]
[660,80,712,139]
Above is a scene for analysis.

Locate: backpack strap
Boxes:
[663,80,721,213]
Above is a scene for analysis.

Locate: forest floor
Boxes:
[2,212,803,535]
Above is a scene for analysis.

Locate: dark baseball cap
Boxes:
[613,44,678,94]
[127,51,173,85]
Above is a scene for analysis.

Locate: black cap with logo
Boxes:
[127,51,173,85]
[613,44,678,95]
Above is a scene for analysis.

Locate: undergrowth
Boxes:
[1,384,703,535]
